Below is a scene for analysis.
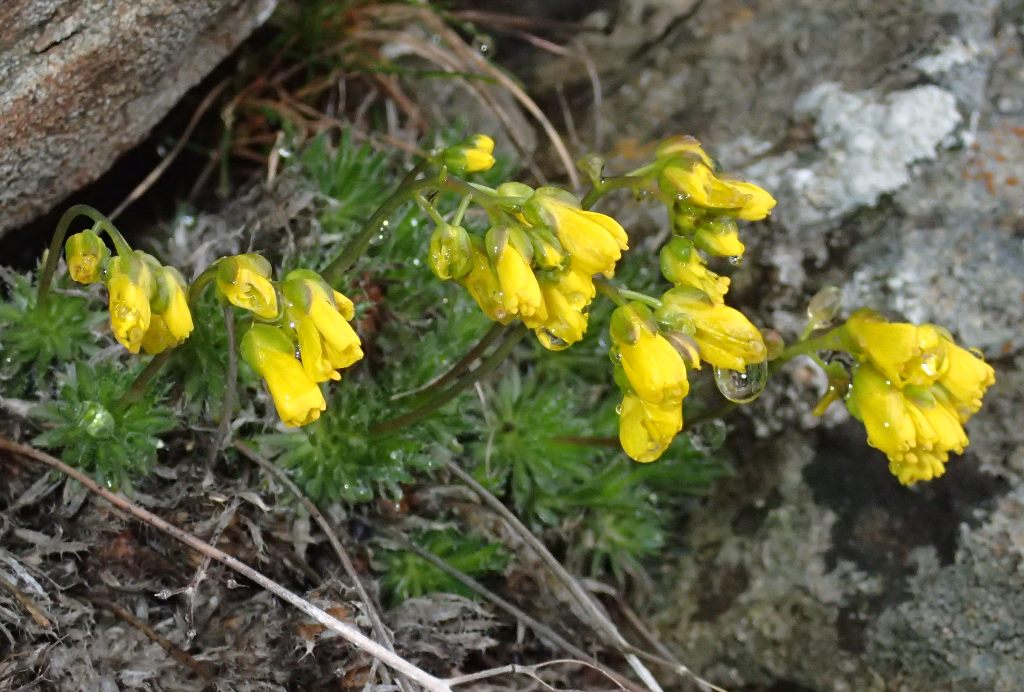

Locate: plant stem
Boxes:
[38,205,132,304]
[371,326,527,436]
[594,277,661,309]
[115,350,174,412]
[391,322,507,403]
[321,161,431,283]
[580,174,647,210]
[776,326,849,362]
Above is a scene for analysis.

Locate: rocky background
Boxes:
[530,0,1024,688]
[3,0,1023,689]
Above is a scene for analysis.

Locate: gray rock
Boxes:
[0,0,278,236]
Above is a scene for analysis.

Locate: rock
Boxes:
[553,0,1024,687]
[0,0,278,236]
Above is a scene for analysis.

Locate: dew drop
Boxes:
[615,403,623,415]
[727,255,743,267]
[713,361,768,403]
[472,34,494,56]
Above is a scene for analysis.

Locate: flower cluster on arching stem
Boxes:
[43,130,998,488]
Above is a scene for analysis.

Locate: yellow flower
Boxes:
[106,255,154,354]
[282,269,363,383]
[619,394,683,463]
[141,266,194,355]
[444,134,495,174]
[657,288,766,372]
[721,178,777,221]
[216,254,278,319]
[660,159,749,210]
[611,303,689,404]
[531,279,587,351]
[846,364,970,485]
[428,223,474,281]
[528,227,567,270]
[526,188,628,277]
[458,236,506,322]
[660,236,730,303]
[844,310,993,398]
[65,230,109,284]
[939,340,995,421]
[487,226,546,322]
[240,323,326,427]
[691,217,745,258]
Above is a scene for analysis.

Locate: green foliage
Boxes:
[0,269,99,396]
[32,363,177,491]
[256,379,450,503]
[378,529,509,605]
[463,362,727,581]
[300,133,396,237]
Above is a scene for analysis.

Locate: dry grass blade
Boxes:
[234,441,409,692]
[0,572,51,630]
[88,594,213,679]
[386,531,643,692]
[443,460,666,692]
[0,437,453,692]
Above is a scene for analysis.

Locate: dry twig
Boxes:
[0,437,453,692]
[234,441,409,692]
[444,460,668,692]
[0,572,51,630]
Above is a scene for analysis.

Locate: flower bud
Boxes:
[428,223,474,281]
[655,135,715,169]
[692,217,744,258]
[806,286,842,332]
[65,230,109,284]
[443,134,495,174]
[216,254,279,319]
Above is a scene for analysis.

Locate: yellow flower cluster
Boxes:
[65,231,194,355]
[610,304,688,462]
[217,256,364,427]
[599,138,770,463]
[431,184,628,351]
[842,309,995,485]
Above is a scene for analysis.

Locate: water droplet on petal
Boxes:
[713,361,768,403]
[615,403,623,415]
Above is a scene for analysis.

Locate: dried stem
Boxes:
[0,572,51,629]
[0,436,452,692]
[109,78,230,221]
[387,532,643,692]
[156,499,240,648]
[443,460,667,692]
[207,305,238,464]
[234,442,409,692]
[88,594,213,679]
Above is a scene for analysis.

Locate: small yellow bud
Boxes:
[458,236,506,322]
[660,158,749,210]
[721,178,777,221]
[657,287,766,372]
[141,266,194,355]
[618,394,683,463]
[659,236,730,303]
[106,254,154,354]
[691,217,745,258]
[655,135,715,169]
[525,187,628,277]
[216,254,279,319]
[443,134,495,174]
[428,223,474,281]
[282,269,363,384]
[65,230,109,284]
[611,303,689,404]
[487,225,546,322]
[240,323,326,427]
